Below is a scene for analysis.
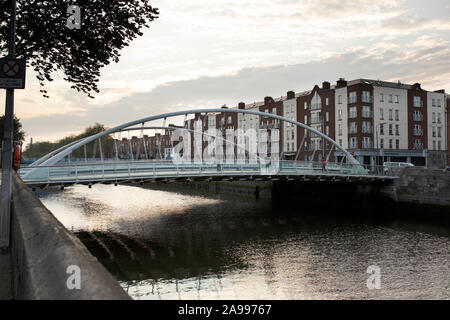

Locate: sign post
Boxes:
[0,0,23,252]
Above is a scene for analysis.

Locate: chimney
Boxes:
[336,78,347,88]
[264,96,274,105]
[322,81,331,90]
[413,83,421,90]
[238,102,245,109]
[287,91,295,100]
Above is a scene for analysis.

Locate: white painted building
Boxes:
[373,85,409,151]
[334,86,348,149]
[427,91,446,151]
[282,96,297,155]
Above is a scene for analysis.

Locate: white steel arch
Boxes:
[33,108,360,166]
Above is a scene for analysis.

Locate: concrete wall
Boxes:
[380,167,450,206]
[10,172,130,300]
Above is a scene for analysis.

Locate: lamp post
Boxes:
[375,122,386,166]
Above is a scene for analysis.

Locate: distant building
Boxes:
[117,77,448,168]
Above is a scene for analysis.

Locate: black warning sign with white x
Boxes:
[0,57,26,89]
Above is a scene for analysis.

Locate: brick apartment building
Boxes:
[115,77,448,168]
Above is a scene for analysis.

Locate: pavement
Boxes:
[0,252,12,300]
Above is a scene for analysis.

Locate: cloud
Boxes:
[21,44,449,143]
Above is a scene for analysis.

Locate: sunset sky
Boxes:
[2,0,450,144]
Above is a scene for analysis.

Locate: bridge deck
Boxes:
[19,161,396,186]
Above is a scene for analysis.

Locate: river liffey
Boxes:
[38,183,450,300]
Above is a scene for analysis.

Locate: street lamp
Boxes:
[375,122,386,166]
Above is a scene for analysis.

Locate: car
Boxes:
[383,162,414,173]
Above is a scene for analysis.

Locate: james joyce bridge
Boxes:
[19,108,397,187]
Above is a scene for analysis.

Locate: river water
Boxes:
[37,183,450,300]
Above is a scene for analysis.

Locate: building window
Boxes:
[413,110,422,121]
[349,106,357,118]
[437,113,441,124]
[389,124,393,135]
[413,96,421,107]
[395,110,399,121]
[291,130,294,140]
[362,91,371,103]
[389,109,393,120]
[433,141,436,150]
[304,115,307,124]
[304,102,307,110]
[362,137,371,148]
[227,116,232,124]
[395,124,399,136]
[432,127,436,138]
[349,92,357,104]
[362,106,371,118]
[362,121,371,133]
[432,112,436,123]
[380,108,384,120]
[438,127,441,138]
[396,139,399,149]
[389,94,393,103]
[338,124,342,136]
[326,111,329,122]
[432,98,435,107]
[349,137,358,149]
[413,139,422,150]
[326,97,329,106]
[380,138,384,149]
[389,139,393,149]
[349,122,357,134]
[338,95,342,104]
[394,95,399,103]
[339,139,342,146]
[438,141,441,150]
[380,93,384,102]
[413,124,422,136]
[437,99,441,107]
[380,124,384,135]
[338,109,343,121]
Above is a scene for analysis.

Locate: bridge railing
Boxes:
[19,160,394,185]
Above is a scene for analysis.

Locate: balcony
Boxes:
[349,142,358,149]
[413,143,424,150]
[413,114,423,121]
[413,129,423,136]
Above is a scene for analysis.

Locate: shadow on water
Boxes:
[38,182,450,299]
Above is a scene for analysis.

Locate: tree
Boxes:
[0,115,25,142]
[0,0,159,97]
[23,123,114,158]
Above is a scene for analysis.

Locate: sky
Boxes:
[2,0,450,144]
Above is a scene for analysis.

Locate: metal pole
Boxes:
[1,0,17,251]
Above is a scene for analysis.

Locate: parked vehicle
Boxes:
[383,162,414,173]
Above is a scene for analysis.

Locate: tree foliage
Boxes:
[0,114,25,142]
[23,123,114,159]
[0,0,159,97]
